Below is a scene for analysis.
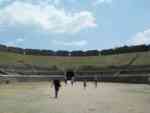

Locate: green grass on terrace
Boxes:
[0,51,150,69]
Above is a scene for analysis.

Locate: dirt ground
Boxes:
[0,81,150,113]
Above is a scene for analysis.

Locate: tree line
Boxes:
[0,44,150,56]
[100,45,149,55]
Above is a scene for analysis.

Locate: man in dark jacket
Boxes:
[53,80,61,98]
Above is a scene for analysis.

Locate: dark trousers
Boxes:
[54,87,59,98]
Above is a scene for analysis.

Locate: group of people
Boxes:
[52,79,98,98]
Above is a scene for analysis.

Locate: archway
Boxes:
[66,70,75,80]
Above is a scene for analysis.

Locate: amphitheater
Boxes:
[0,44,150,84]
[0,44,150,113]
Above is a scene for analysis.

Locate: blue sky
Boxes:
[0,0,150,50]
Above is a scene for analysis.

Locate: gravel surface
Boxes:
[0,82,150,113]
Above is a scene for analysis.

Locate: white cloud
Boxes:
[5,38,25,46]
[0,1,96,33]
[16,38,25,43]
[94,0,112,6]
[0,0,11,4]
[53,0,61,5]
[129,29,150,45]
[52,40,88,46]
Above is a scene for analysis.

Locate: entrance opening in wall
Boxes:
[66,70,75,80]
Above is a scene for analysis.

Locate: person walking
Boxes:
[53,80,61,98]
[94,75,98,88]
[71,77,75,86]
[83,80,87,89]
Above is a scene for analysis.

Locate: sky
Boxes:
[0,0,150,50]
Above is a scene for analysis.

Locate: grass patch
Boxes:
[0,51,150,69]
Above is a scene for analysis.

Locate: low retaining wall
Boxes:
[0,64,150,84]
[75,75,150,84]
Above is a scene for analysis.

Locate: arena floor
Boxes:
[0,81,150,113]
